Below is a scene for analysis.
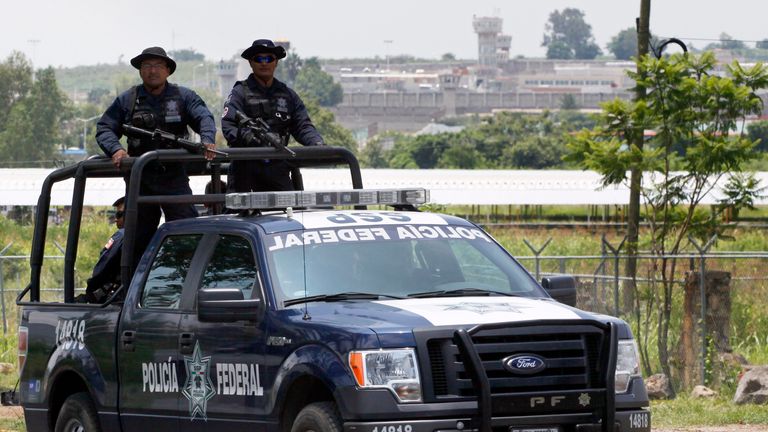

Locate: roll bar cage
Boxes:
[20,146,362,303]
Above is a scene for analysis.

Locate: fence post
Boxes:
[602,235,627,316]
[523,238,552,281]
[689,234,717,386]
[0,242,14,335]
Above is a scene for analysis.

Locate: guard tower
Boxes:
[473,15,513,70]
[439,73,461,118]
[215,60,238,98]
[473,16,503,67]
[275,39,291,51]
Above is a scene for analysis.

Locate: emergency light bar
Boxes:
[225,188,429,210]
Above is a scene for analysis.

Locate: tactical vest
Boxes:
[240,81,293,141]
[127,84,188,156]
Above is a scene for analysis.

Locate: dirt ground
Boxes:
[0,406,763,432]
[0,407,21,418]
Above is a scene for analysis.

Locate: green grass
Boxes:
[652,396,768,427]
[2,213,768,429]
[0,416,24,432]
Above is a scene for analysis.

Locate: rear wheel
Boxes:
[290,401,342,432]
[54,392,101,432]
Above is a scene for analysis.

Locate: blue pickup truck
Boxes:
[15,148,650,432]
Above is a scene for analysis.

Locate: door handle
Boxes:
[179,332,195,354]
[121,330,135,352]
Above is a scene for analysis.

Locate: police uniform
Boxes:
[83,229,124,303]
[96,47,217,266]
[221,75,324,192]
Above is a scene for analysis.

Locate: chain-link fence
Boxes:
[2,236,765,391]
[515,236,768,390]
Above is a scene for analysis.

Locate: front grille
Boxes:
[419,324,607,400]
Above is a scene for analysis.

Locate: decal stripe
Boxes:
[374,297,580,326]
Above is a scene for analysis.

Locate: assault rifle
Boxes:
[235,110,296,156]
[122,124,228,157]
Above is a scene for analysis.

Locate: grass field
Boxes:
[1,214,767,429]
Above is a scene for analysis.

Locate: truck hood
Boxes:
[298,296,630,346]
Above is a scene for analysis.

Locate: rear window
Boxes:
[264,224,543,307]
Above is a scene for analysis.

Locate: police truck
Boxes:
[15,147,651,432]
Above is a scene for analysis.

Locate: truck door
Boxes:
[117,233,204,432]
[176,233,268,431]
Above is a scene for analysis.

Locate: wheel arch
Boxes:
[47,370,90,431]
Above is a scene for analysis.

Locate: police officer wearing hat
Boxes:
[221,39,325,192]
[96,46,217,266]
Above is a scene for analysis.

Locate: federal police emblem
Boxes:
[276,97,288,112]
[182,341,215,421]
[165,100,181,123]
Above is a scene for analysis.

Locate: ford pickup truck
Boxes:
[15,147,650,432]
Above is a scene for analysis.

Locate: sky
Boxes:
[2,0,766,68]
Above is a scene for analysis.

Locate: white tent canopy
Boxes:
[0,168,764,206]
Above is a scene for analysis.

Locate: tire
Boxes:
[54,392,102,432]
[290,401,342,432]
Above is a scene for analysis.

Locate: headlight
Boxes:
[615,340,641,393]
[349,349,422,402]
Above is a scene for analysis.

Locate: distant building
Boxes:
[472,16,511,69]
[215,60,238,97]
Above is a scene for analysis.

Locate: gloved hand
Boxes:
[241,129,265,147]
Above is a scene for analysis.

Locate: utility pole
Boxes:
[384,40,393,71]
[625,0,651,313]
[27,39,40,81]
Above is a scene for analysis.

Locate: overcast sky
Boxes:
[2,0,766,68]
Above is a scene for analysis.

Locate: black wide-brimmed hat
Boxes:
[241,39,287,60]
[130,47,177,74]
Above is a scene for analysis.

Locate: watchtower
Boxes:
[215,60,238,98]
[473,16,503,67]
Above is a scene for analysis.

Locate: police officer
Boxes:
[96,46,217,266]
[79,197,125,303]
[221,39,324,192]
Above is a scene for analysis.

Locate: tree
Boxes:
[747,120,768,152]
[560,93,579,110]
[87,87,112,106]
[607,28,637,60]
[441,53,456,61]
[567,52,768,390]
[302,99,357,153]
[360,139,389,168]
[0,67,69,165]
[542,8,602,60]
[275,52,303,86]
[757,39,768,50]
[719,33,745,50]
[0,51,33,131]
[168,49,205,62]
[293,57,343,107]
[504,136,564,168]
[437,140,486,169]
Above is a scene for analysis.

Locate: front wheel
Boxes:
[290,401,342,432]
[55,392,102,432]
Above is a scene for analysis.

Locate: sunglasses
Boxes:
[115,211,125,218]
[252,55,276,64]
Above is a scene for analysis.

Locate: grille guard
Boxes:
[447,319,618,432]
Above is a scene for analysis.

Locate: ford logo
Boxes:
[502,354,546,375]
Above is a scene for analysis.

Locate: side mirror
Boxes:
[198,288,261,322]
[541,275,577,307]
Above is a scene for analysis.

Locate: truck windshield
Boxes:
[264,224,545,307]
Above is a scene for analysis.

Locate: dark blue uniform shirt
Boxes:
[96,83,216,157]
[221,75,323,147]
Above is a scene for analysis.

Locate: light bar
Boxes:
[225,189,429,210]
